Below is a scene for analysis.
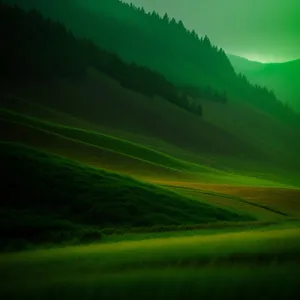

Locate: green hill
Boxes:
[3,100,299,188]
[0,142,249,248]
[0,108,205,180]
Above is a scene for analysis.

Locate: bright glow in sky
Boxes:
[124,0,300,63]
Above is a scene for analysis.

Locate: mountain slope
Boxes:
[1,3,300,183]
[3,0,235,88]
[4,0,289,121]
[229,55,300,112]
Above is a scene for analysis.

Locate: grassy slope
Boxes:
[166,186,287,221]
[2,68,300,186]
[0,115,189,181]
[0,142,249,247]
[1,71,299,235]
[0,92,209,166]
[0,108,213,175]
[2,107,298,188]
[196,185,300,217]
[1,69,276,163]
[153,181,300,219]
[2,112,298,225]
[2,104,298,228]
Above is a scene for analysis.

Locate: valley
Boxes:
[1,2,299,299]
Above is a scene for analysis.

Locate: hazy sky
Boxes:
[124,0,300,63]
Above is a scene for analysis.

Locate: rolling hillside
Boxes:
[3,101,298,188]
[0,142,249,248]
[1,3,300,234]
[1,2,300,299]
[3,66,300,179]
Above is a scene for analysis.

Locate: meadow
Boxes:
[1,140,299,299]
[1,222,300,299]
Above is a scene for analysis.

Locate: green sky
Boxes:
[124,0,300,63]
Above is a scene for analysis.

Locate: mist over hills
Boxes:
[229,54,300,113]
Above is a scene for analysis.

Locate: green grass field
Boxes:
[1,222,300,299]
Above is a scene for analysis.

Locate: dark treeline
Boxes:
[181,86,228,104]
[3,0,299,124]
[0,3,203,117]
[3,0,236,87]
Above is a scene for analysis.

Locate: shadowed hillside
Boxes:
[0,3,205,117]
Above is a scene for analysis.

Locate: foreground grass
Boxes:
[1,266,300,300]
[100,219,300,244]
[1,224,300,299]
[3,225,299,271]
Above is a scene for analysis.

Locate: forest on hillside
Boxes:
[2,0,299,125]
[0,3,206,117]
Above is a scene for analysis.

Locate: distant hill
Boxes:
[229,55,300,113]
